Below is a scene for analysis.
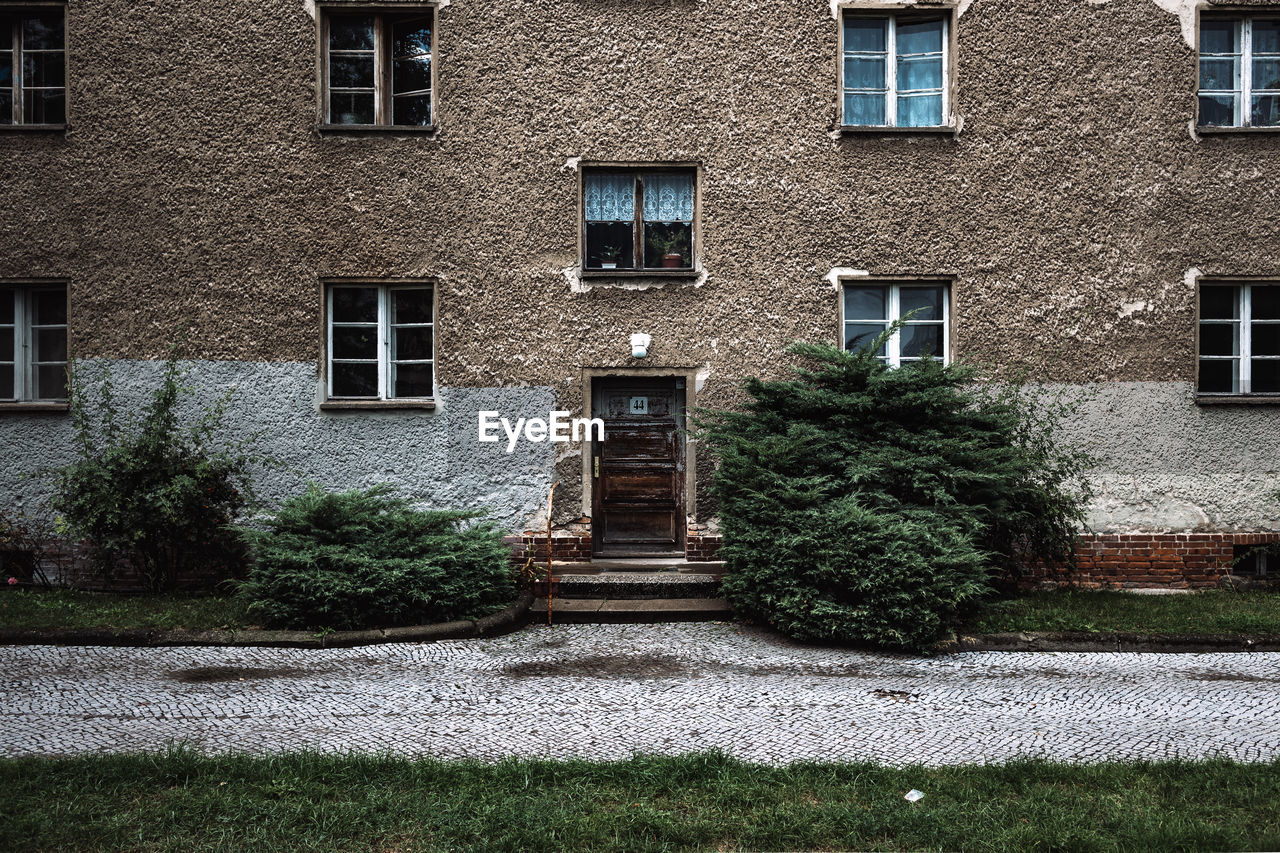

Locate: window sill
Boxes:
[1195,125,1280,135]
[320,399,436,411]
[840,125,958,137]
[0,124,67,134]
[0,401,70,413]
[317,123,437,137]
[1195,394,1280,406]
[579,269,701,280]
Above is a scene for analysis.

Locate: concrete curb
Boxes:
[0,590,535,649]
[951,631,1280,653]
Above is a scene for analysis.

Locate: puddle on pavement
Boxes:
[169,665,314,683]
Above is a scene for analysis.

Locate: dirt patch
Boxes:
[721,662,871,677]
[1184,670,1280,683]
[169,665,313,683]
[503,654,689,679]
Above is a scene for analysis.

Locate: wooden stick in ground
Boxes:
[546,481,557,626]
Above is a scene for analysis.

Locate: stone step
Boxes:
[552,559,726,574]
[533,571,723,600]
[531,596,732,624]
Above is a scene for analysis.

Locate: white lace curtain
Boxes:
[585,173,694,223]
[642,174,694,223]
[584,174,635,222]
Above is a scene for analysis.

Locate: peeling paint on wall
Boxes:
[831,0,974,21]
[824,267,871,290]
[1151,0,1197,48]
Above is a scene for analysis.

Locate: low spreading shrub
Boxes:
[700,341,1090,653]
[241,485,515,631]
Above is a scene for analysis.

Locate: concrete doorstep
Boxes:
[532,596,733,624]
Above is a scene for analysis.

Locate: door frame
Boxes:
[581,367,700,554]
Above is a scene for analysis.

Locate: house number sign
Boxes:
[629,396,649,415]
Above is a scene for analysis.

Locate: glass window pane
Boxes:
[393,289,432,324]
[1201,286,1239,320]
[35,364,66,399]
[899,287,943,320]
[33,289,65,325]
[845,323,888,355]
[24,91,63,125]
[35,328,66,362]
[1253,58,1280,90]
[1252,287,1280,320]
[584,173,636,222]
[1253,359,1280,393]
[392,93,430,126]
[1250,95,1280,126]
[899,94,943,127]
[22,52,63,88]
[901,324,943,358]
[1200,57,1238,91]
[331,326,378,360]
[843,56,884,90]
[393,58,430,94]
[897,19,943,55]
[331,287,378,323]
[393,327,432,361]
[642,222,692,268]
[1199,323,1238,356]
[0,53,9,90]
[22,14,64,51]
[586,221,634,269]
[1252,324,1280,356]
[1199,94,1237,126]
[393,18,432,58]
[844,17,886,52]
[1200,20,1238,55]
[332,362,378,397]
[0,365,12,399]
[1198,358,1237,393]
[641,173,694,223]
[330,16,374,50]
[0,92,10,125]
[1253,19,1280,54]
[393,363,433,398]
[844,286,887,320]
[330,55,374,89]
[898,56,942,91]
[0,291,14,325]
[844,92,885,125]
[0,329,12,359]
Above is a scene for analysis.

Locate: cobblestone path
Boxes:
[5,623,1279,765]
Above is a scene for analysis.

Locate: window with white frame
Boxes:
[1,8,66,125]
[1,283,67,402]
[842,282,949,366]
[842,11,949,128]
[326,283,433,400]
[1198,283,1280,394]
[1198,15,1280,127]
[583,168,696,271]
[322,7,433,127]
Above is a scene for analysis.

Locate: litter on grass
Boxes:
[904,789,925,802]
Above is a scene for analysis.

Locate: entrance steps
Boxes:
[530,560,730,623]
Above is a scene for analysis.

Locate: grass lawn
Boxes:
[969,589,1280,636]
[2,750,1277,852]
[0,588,254,631]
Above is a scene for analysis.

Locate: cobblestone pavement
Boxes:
[5,623,1280,765]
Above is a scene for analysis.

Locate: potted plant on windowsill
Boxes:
[647,229,691,268]
[599,245,621,270]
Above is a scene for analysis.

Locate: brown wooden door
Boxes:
[591,378,686,556]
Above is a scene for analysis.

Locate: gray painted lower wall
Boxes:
[0,366,1276,535]
[0,360,558,533]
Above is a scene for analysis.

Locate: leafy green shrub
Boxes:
[241,485,516,631]
[50,357,256,592]
[700,341,1091,653]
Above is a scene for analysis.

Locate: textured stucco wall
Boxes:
[0,361,557,532]
[1,0,1278,531]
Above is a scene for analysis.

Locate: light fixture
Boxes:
[630,333,651,359]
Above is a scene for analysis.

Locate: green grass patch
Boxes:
[0,588,253,631]
[2,750,1278,851]
[969,589,1280,636]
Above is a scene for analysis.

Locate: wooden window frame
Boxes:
[318,4,435,131]
[0,281,67,404]
[0,4,67,129]
[579,165,700,276]
[839,7,954,132]
[1197,280,1280,397]
[1197,12,1280,130]
[322,280,435,405]
[839,278,952,367]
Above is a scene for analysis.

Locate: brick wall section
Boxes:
[504,534,593,564]
[686,535,723,562]
[1025,532,1280,589]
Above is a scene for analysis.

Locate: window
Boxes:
[326,283,433,400]
[1,283,67,402]
[1233,545,1273,577]
[322,8,432,127]
[1198,283,1280,394]
[842,11,948,128]
[842,281,949,366]
[583,168,696,272]
[1198,15,1280,127]
[0,9,65,126]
